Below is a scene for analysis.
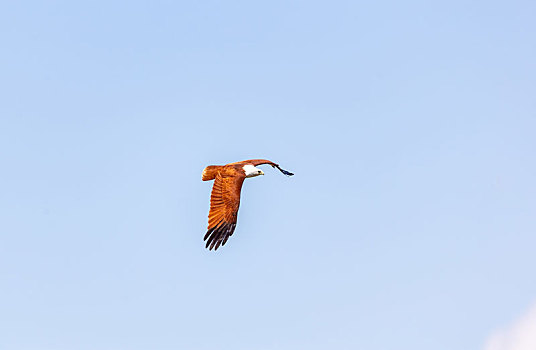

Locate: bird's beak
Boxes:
[260,171,265,175]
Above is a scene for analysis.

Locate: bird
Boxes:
[201,159,294,251]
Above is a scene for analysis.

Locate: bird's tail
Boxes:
[202,165,223,181]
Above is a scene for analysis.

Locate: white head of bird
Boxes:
[243,164,264,178]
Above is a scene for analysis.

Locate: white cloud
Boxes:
[484,302,536,350]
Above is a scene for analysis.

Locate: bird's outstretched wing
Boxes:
[238,159,294,176]
[204,171,245,250]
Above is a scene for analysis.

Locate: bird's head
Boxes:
[243,164,264,178]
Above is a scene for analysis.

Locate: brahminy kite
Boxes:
[202,159,294,250]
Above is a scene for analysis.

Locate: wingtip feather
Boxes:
[275,165,294,176]
[204,222,237,251]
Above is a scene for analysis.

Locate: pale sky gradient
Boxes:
[485,302,536,350]
[1,1,535,349]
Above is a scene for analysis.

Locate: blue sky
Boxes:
[1,1,535,349]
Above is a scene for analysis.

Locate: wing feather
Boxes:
[204,170,245,250]
[237,159,294,176]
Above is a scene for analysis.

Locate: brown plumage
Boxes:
[202,159,294,251]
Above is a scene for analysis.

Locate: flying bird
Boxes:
[202,159,294,250]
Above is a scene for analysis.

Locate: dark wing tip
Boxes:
[281,169,294,176]
[274,164,294,176]
[204,222,237,251]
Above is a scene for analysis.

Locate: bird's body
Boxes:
[202,159,293,250]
